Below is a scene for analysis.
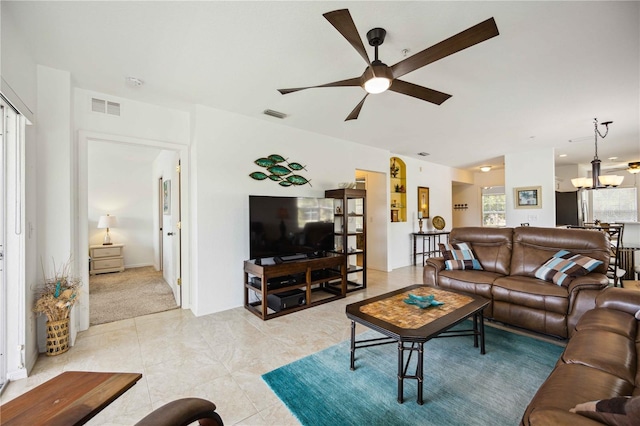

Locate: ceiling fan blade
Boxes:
[278,77,361,95]
[323,9,371,65]
[389,80,451,105]
[345,94,369,121]
[391,17,499,79]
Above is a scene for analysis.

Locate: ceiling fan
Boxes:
[278,9,499,121]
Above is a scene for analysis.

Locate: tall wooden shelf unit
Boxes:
[325,188,367,291]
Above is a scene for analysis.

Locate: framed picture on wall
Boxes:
[418,186,430,218]
[514,186,541,209]
[163,179,171,214]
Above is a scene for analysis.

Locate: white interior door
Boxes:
[0,103,7,391]
[162,178,174,301]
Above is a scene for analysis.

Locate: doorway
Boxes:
[87,141,180,325]
[76,131,190,332]
[355,169,389,272]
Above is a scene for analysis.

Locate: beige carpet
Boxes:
[90,266,178,325]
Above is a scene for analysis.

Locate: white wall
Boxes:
[387,156,454,269]
[88,141,158,268]
[35,65,75,353]
[452,183,476,227]
[505,148,556,228]
[190,104,393,315]
[0,4,37,122]
[555,164,580,192]
[76,89,190,145]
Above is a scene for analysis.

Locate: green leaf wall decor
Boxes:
[250,154,311,187]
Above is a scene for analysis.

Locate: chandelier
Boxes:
[571,118,624,189]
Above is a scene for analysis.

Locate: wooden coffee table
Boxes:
[0,371,142,425]
[346,284,489,404]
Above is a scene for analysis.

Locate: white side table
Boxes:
[89,244,125,275]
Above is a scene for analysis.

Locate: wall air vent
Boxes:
[91,98,121,116]
[107,101,121,116]
[263,109,287,119]
[91,98,106,113]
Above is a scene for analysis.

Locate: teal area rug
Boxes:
[262,324,564,426]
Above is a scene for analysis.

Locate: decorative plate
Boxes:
[432,216,446,230]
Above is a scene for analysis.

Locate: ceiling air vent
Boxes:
[91,98,121,116]
[263,109,287,119]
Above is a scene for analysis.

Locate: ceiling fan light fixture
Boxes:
[364,77,391,94]
[627,162,640,174]
[362,63,393,94]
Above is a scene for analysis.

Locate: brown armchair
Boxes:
[135,398,223,426]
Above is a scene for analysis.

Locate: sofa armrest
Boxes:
[595,287,640,315]
[526,407,604,426]
[567,273,609,294]
[423,257,445,286]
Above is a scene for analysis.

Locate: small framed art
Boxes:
[514,186,541,209]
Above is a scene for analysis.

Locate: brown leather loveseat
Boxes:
[521,287,640,425]
[424,226,610,338]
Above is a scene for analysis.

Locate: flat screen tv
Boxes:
[249,195,335,261]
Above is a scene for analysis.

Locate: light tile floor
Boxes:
[1,266,424,425]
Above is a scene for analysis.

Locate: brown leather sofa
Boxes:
[424,226,610,338]
[521,287,640,425]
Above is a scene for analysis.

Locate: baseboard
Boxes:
[124,262,154,269]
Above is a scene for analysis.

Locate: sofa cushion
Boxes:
[436,270,499,317]
[521,363,635,423]
[448,227,513,275]
[492,276,569,314]
[511,227,610,277]
[562,329,636,383]
[576,308,637,340]
[440,242,483,270]
[534,250,603,287]
[570,395,640,426]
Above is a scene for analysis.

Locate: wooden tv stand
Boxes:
[244,255,346,320]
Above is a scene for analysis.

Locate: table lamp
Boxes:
[418,211,424,234]
[97,214,117,245]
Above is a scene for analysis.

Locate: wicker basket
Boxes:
[46,318,70,356]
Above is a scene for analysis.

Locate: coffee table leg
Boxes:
[350,321,356,370]
[397,341,404,403]
[479,311,486,355]
[417,342,424,405]
[473,314,479,348]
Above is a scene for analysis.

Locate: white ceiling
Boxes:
[4,1,639,173]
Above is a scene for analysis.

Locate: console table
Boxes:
[412,231,450,266]
[0,371,142,425]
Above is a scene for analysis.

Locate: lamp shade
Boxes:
[571,177,592,189]
[598,175,624,187]
[97,215,117,229]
